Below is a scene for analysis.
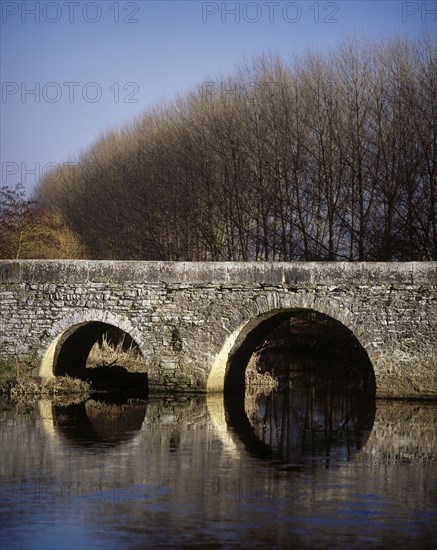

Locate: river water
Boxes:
[1,384,436,549]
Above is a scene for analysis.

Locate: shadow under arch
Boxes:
[208,307,375,395]
[39,312,148,393]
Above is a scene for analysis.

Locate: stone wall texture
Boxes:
[0,260,436,398]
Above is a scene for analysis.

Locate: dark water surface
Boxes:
[1,387,436,549]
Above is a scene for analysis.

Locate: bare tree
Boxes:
[35,35,436,262]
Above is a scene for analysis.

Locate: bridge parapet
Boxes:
[0,259,435,285]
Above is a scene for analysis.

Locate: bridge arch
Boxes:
[38,309,148,379]
[207,302,375,394]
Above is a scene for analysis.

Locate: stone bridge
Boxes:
[0,260,435,398]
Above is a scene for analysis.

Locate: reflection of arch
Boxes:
[226,379,375,466]
[39,310,148,379]
[207,303,374,394]
[51,399,147,448]
[207,375,375,467]
[205,394,242,458]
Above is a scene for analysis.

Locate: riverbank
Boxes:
[0,361,90,404]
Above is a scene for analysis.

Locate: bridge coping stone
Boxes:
[1,260,436,285]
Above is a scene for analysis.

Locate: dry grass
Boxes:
[245,350,278,418]
[87,334,144,371]
[1,373,90,405]
[86,400,122,418]
[245,350,278,393]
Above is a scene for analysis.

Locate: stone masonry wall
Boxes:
[0,260,436,398]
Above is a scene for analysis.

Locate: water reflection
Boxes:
[227,354,375,467]
[45,355,376,465]
[1,388,436,549]
[52,396,147,447]
[247,383,374,467]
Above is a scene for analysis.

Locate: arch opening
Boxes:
[40,322,148,394]
[213,308,376,465]
[208,308,375,396]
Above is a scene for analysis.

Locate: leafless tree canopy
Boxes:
[36,36,437,261]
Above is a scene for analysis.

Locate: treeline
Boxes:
[0,184,84,259]
[36,36,436,261]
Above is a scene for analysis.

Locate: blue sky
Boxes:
[1,0,435,192]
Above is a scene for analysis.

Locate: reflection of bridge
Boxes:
[35,394,437,469]
[0,260,436,398]
[38,386,374,467]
